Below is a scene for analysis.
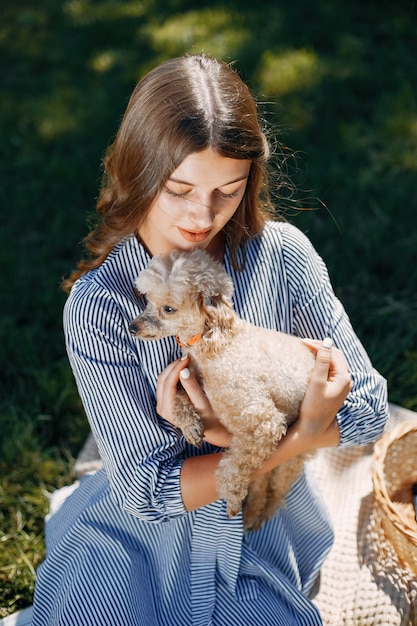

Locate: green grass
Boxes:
[1,0,417,615]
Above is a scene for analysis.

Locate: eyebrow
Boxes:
[168,175,249,186]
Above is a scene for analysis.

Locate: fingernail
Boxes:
[181,353,188,361]
[180,368,190,379]
[322,337,333,349]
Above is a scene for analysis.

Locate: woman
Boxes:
[32,54,388,625]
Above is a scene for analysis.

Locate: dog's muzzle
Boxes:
[128,321,140,336]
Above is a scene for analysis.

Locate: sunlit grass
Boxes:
[0,419,75,617]
[146,8,249,58]
[259,49,323,96]
[0,466,72,617]
[90,49,119,73]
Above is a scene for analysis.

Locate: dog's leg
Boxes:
[217,439,278,519]
[262,453,312,523]
[243,475,270,531]
[173,390,204,447]
[216,405,288,519]
[243,453,312,531]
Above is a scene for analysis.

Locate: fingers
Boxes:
[157,355,189,387]
[156,356,189,418]
[298,337,351,442]
[301,336,331,354]
[312,337,333,379]
[302,337,334,388]
[156,356,212,421]
[302,337,351,388]
[179,366,213,416]
[301,336,352,418]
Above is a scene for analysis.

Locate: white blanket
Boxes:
[310,404,417,625]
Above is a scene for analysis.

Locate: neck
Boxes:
[205,232,225,263]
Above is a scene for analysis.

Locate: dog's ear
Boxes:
[135,258,167,296]
[203,294,215,307]
[201,291,233,309]
[199,273,234,305]
[133,285,146,299]
[199,293,236,356]
[199,292,235,329]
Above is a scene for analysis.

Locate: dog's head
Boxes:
[129,249,235,348]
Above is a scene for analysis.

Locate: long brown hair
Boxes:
[62,54,275,292]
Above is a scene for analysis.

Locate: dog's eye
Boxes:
[162,305,177,314]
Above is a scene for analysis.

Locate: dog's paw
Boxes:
[182,422,204,447]
[226,500,243,519]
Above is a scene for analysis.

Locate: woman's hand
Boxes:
[296,337,352,448]
[251,337,352,480]
[156,356,232,448]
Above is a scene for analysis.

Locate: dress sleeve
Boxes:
[64,278,188,522]
[281,223,389,447]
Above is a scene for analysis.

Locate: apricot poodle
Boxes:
[129,248,315,531]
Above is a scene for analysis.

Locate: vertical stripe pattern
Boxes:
[32,221,388,625]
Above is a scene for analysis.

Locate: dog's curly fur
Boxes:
[130,248,315,531]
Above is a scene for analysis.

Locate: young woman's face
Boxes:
[138,148,251,258]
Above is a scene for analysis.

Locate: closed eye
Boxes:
[165,188,188,199]
[165,187,241,200]
[217,189,240,199]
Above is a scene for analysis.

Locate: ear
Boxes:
[199,295,236,357]
[205,273,234,304]
[135,261,165,295]
[133,284,145,298]
[203,294,215,307]
[135,272,150,295]
[199,292,235,331]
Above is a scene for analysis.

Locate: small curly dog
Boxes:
[129,248,315,531]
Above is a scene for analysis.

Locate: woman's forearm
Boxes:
[180,419,340,512]
[180,452,223,511]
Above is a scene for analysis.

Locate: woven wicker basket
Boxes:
[372,419,417,574]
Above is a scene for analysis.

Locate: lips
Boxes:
[177,227,212,243]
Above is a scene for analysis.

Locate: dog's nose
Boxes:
[128,322,138,335]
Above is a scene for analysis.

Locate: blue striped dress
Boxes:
[32,221,388,625]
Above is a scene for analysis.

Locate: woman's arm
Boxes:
[65,281,190,522]
[157,338,351,512]
[281,223,389,447]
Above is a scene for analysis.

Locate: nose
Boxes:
[186,195,214,229]
[129,321,138,335]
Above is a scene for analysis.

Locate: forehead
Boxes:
[145,283,189,307]
[170,147,251,187]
